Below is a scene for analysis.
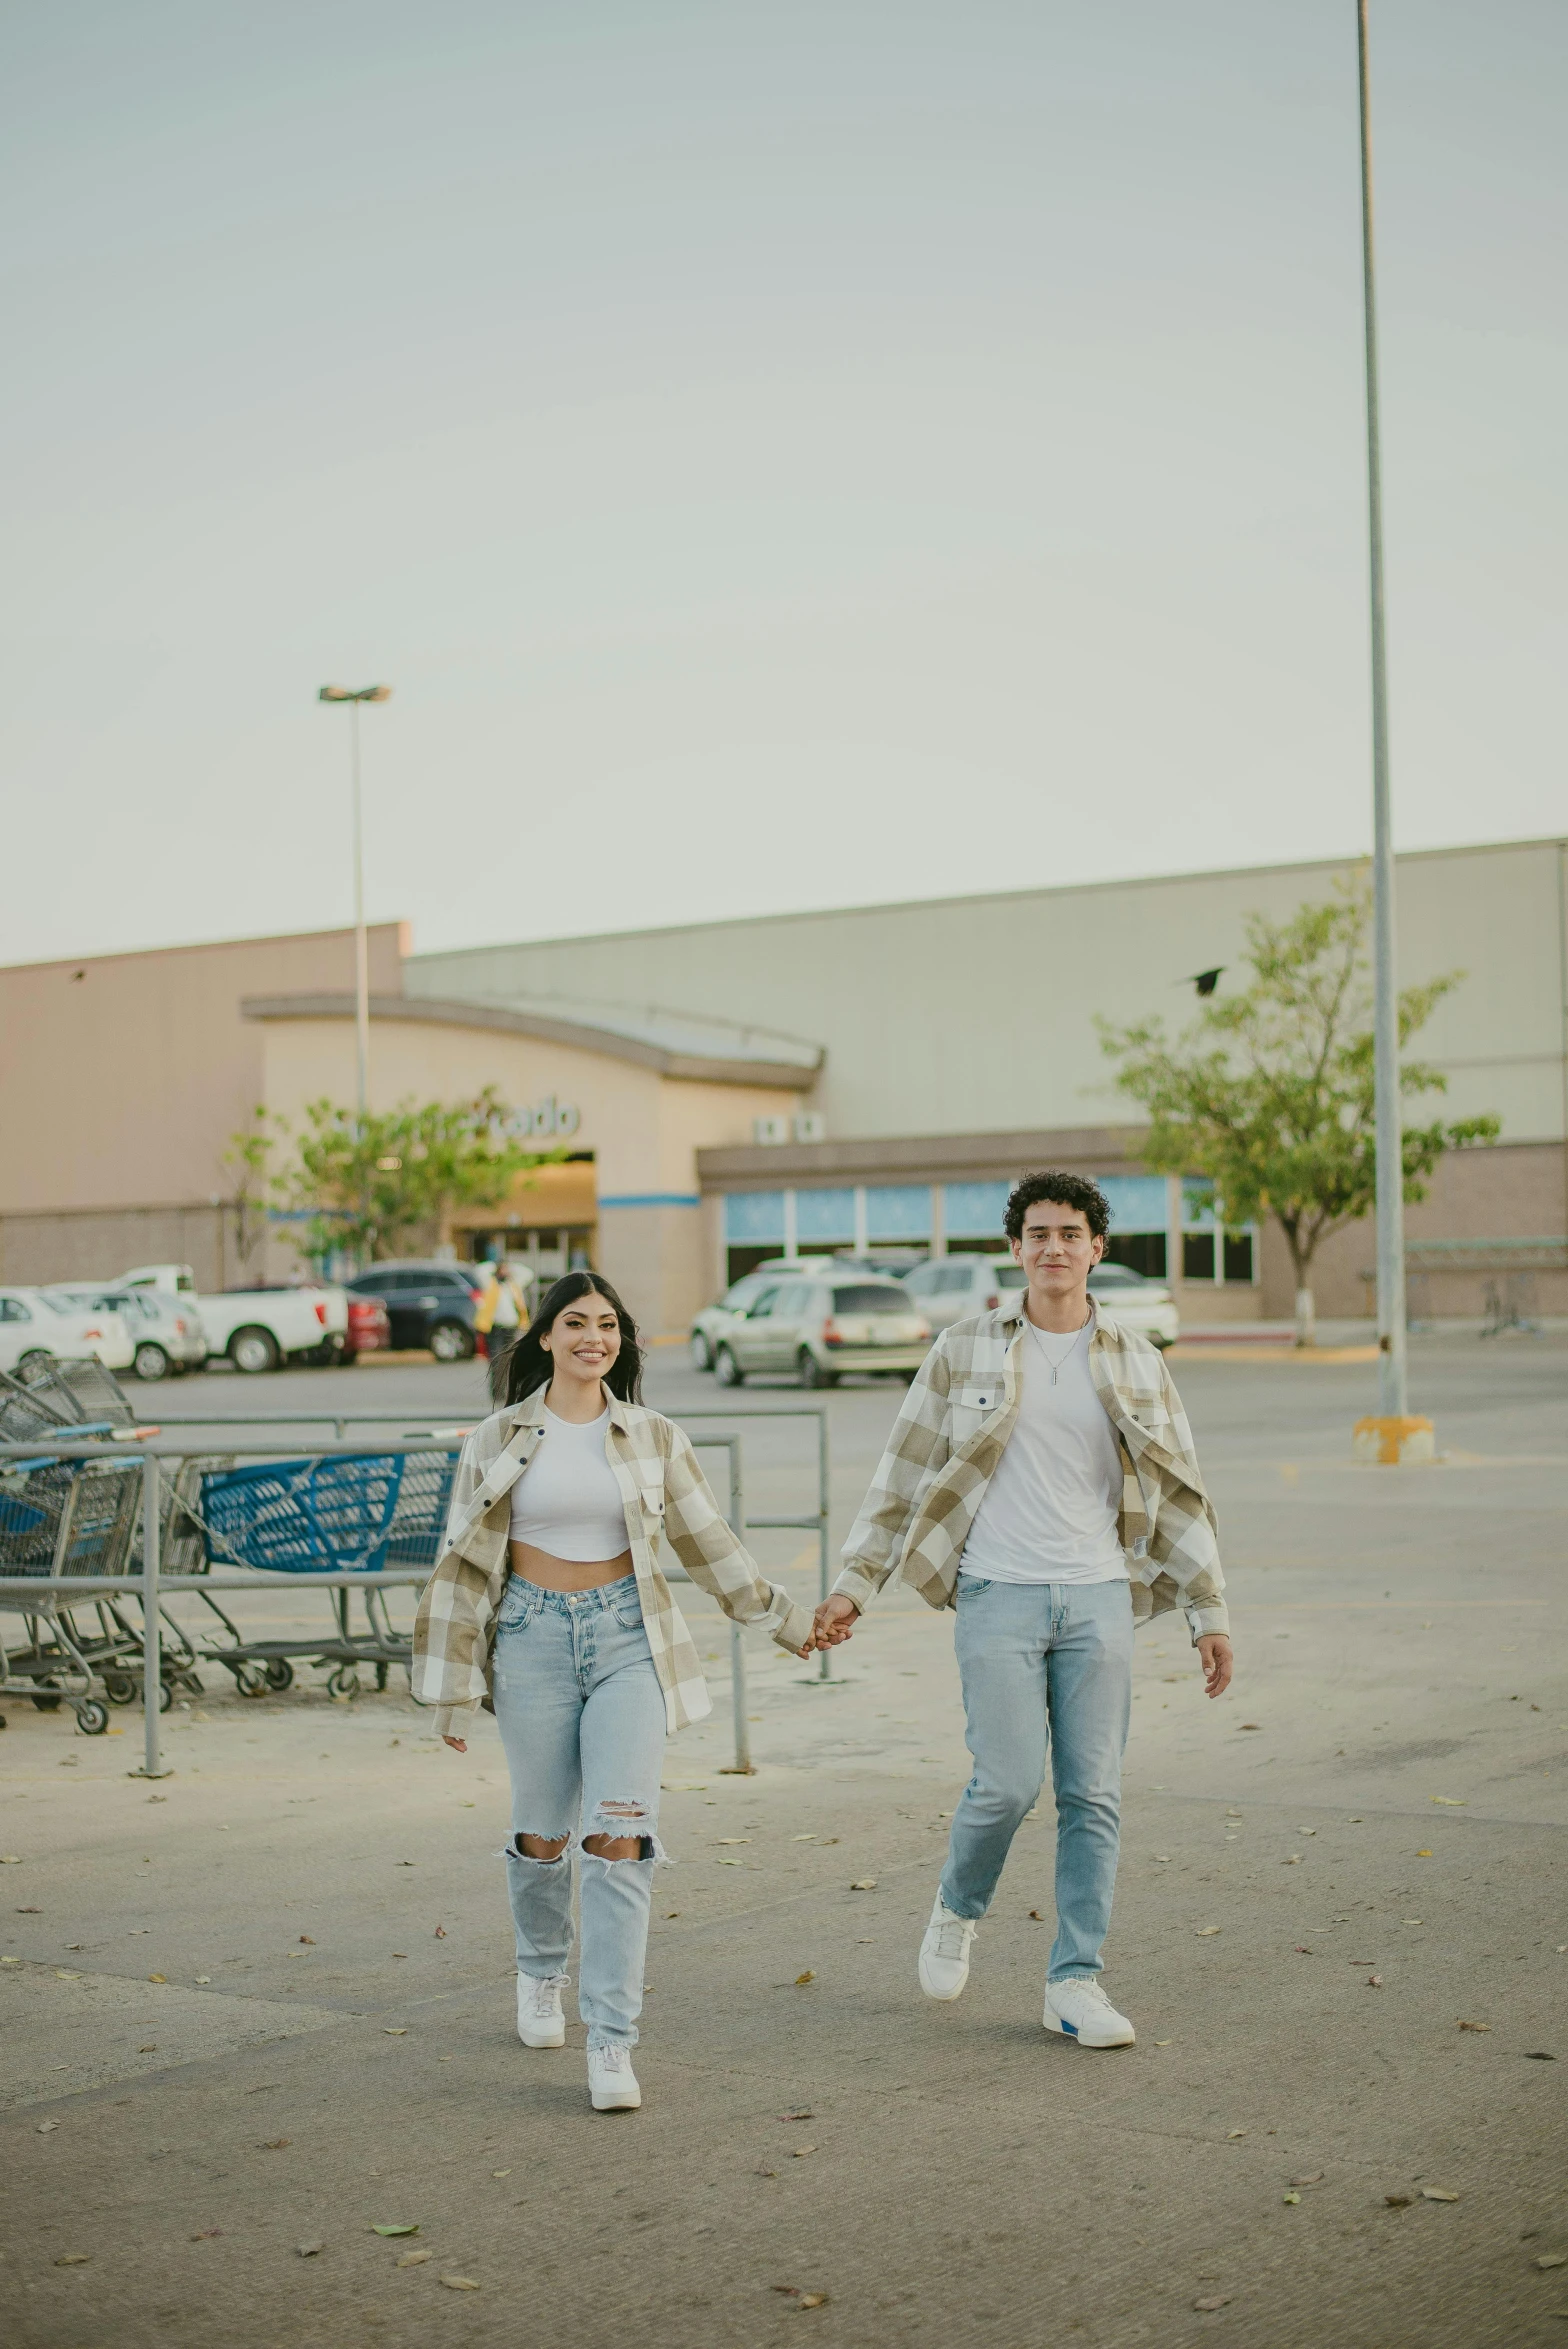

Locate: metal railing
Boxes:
[0,1411,825,1779]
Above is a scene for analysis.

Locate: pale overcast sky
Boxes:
[3,1,1563,968]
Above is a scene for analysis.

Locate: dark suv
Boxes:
[344,1263,483,1360]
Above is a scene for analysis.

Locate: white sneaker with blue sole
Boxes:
[1043,1975,1135,2047]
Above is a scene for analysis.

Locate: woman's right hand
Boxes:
[442,1735,467,1752]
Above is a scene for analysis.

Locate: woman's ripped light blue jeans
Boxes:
[491,1573,667,2051]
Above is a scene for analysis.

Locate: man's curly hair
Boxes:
[1002,1170,1111,1244]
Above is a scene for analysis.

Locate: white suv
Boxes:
[900,1257,1179,1349]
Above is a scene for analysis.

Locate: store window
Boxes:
[864,1185,932,1241]
[944,1181,1010,1241]
[796,1188,856,1243]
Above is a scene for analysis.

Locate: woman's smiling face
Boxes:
[541,1289,622,1383]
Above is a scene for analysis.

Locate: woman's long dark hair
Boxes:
[490,1270,645,1408]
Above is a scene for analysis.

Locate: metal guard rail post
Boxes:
[0,1428,765,1779]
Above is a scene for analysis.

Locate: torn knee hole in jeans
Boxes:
[581,1799,668,1866]
[508,1831,570,1865]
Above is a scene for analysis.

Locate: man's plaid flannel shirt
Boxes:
[412,1392,816,1741]
[834,1299,1229,1641]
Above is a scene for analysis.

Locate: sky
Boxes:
[3,0,1564,969]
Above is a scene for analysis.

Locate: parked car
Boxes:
[345,1293,392,1358]
[689,1260,838,1370]
[1086,1262,1180,1347]
[899,1255,1028,1333]
[712,1274,930,1389]
[899,1255,1179,1348]
[45,1285,208,1380]
[342,1263,483,1360]
[116,1265,349,1373]
[0,1287,135,1378]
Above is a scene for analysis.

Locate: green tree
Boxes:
[1097,883,1499,1346]
[221,1110,277,1273]
[229,1090,563,1270]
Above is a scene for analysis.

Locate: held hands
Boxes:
[804,1595,860,1654]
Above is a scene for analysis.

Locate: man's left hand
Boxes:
[1197,1635,1233,1698]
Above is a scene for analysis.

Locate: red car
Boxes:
[345,1293,391,1357]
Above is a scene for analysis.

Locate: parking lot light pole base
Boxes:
[1351,1414,1435,1466]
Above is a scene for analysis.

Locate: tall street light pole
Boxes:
[1355,2,1407,1421]
[318,684,393,1123]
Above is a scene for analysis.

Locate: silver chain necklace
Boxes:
[1026,1311,1091,1386]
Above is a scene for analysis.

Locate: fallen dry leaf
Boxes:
[1416,1849,1432,1858]
[1295,1946,1314,1955]
[1524,2052,1557,2062]
[1195,1927,1221,1937]
[1385,2194,1412,2209]
[262,2137,291,2150]
[440,2275,480,2291]
[138,2043,157,2053]
[396,2249,433,2267]
[1153,2039,1172,2046]
[798,2294,829,2309]
[190,2229,222,2241]
[434,1926,447,1938]
[299,1934,315,1945]
[147,1973,167,1984]
[1193,2295,1230,2311]
[491,2168,512,2178]
[371,2224,420,2238]
[778,2109,814,2121]
[757,2166,779,2179]
[794,1970,816,1987]
[793,2146,817,2158]
[849,1880,877,1892]
[1282,2192,1301,2206]
[1367,1974,1384,1989]
[1421,2188,1459,2203]
[382,2028,408,2037]
[54,2254,91,2266]
[1226,2130,1248,2140]
[1430,1796,1466,1807]
[296,2241,324,2258]
[1457,2020,1491,2033]
[1535,2253,1568,2270]
[1238,1722,1261,1731]
[36,2121,60,2135]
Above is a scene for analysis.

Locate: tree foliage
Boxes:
[1097,883,1499,1298]
[228,1089,562,1266]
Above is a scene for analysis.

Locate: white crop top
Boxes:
[507,1406,630,1563]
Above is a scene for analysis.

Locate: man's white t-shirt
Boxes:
[957,1313,1127,1586]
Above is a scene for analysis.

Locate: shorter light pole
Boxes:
[318,684,392,1121]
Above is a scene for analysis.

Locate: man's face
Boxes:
[1012,1201,1104,1290]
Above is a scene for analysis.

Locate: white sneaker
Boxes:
[918,1894,977,2001]
[516,1972,566,2048]
[587,2042,642,2111]
[1042,1975,1136,2048]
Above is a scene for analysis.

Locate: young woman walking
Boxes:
[413,1271,816,2112]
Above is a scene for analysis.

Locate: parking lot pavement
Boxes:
[1,1335,1564,2347]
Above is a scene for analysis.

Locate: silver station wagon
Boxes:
[711,1275,931,1389]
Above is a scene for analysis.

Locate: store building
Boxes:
[2,836,1563,1333]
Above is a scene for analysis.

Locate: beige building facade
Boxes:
[2,836,1564,1332]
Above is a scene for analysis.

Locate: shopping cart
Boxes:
[0,1450,143,1733]
[170,1447,458,1699]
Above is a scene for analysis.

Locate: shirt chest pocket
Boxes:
[637,1483,666,1543]
[949,1383,1001,1445]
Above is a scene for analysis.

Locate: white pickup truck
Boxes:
[117,1265,349,1375]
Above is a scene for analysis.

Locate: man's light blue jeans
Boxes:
[940,1575,1134,1982]
[491,1574,667,2050]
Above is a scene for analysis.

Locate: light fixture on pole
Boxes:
[317,684,392,1122]
[1352,5,1431,1466]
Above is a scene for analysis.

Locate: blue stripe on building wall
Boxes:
[598,1193,701,1210]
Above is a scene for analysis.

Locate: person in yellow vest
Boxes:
[474,1262,529,1357]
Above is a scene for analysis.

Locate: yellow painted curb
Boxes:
[1167,1344,1380,1365]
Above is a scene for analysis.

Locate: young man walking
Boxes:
[813,1172,1233,2048]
